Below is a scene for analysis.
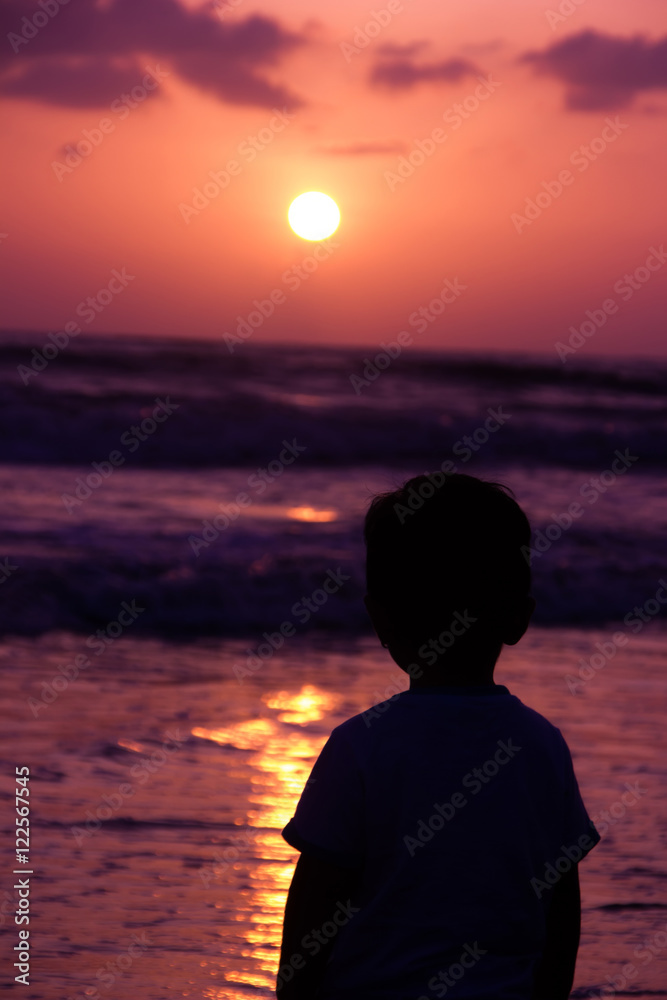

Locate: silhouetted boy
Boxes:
[277,472,600,1000]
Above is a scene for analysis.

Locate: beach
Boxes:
[2,628,667,998]
[1,334,666,997]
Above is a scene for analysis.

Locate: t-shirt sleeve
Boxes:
[557,730,601,860]
[281,725,365,871]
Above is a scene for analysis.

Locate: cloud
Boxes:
[370,55,480,90]
[520,30,667,110]
[315,138,409,156]
[0,57,159,108]
[0,0,305,110]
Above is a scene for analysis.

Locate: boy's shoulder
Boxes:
[330,688,568,754]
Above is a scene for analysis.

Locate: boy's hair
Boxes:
[363,472,532,642]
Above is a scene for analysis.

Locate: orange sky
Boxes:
[1,0,666,357]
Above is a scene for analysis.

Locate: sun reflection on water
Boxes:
[285,506,338,522]
[192,685,342,995]
[264,683,339,724]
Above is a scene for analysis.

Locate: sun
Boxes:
[288,192,340,241]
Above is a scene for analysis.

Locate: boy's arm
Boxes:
[531,863,581,1000]
[276,852,362,1000]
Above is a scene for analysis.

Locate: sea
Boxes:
[0,330,666,998]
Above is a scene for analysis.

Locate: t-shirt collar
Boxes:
[406,683,510,696]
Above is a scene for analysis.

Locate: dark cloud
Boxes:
[0,57,148,107]
[315,138,409,156]
[520,30,667,110]
[370,56,480,90]
[0,0,304,109]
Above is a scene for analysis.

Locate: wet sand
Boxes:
[2,625,666,999]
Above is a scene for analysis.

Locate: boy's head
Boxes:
[363,472,535,680]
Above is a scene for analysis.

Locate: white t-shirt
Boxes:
[281,683,600,1000]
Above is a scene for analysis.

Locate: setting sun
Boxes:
[288,192,340,241]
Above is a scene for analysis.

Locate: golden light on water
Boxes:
[286,506,338,522]
[190,686,341,828]
[191,718,275,752]
[263,684,340,724]
[192,685,344,995]
[117,738,144,753]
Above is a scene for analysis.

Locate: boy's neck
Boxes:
[408,666,497,689]
[389,634,503,688]
[402,648,500,688]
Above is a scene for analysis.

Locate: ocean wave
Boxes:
[1,335,666,469]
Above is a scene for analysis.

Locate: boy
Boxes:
[277,472,600,1000]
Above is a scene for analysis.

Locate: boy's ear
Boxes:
[502,595,536,645]
[363,594,392,646]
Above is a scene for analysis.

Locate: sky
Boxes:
[1,0,666,357]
